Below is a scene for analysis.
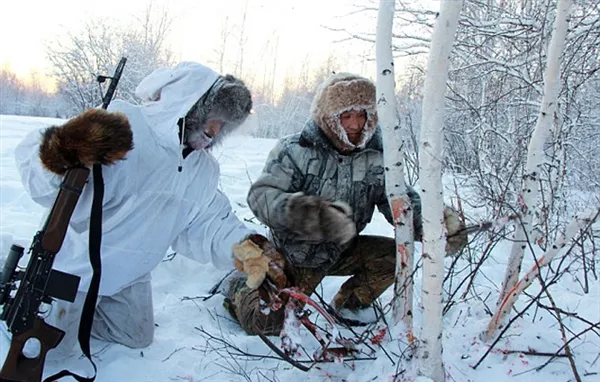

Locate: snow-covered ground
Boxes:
[0,115,598,381]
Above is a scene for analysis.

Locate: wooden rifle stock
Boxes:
[0,167,89,382]
[1,57,126,382]
[0,318,64,382]
[41,168,91,253]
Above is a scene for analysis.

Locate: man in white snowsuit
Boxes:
[224,72,468,336]
[9,62,279,357]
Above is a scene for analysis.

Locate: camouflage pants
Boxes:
[225,235,395,336]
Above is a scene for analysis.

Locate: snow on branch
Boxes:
[484,207,599,341]
[495,0,574,310]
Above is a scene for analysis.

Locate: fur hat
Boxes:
[310,73,378,153]
[184,74,252,148]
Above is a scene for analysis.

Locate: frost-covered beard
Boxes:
[183,89,220,150]
[187,130,213,150]
[183,75,252,150]
[184,115,242,150]
[184,99,220,150]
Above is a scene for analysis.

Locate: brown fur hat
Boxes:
[40,109,133,174]
[310,73,378,153]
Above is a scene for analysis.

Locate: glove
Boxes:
[39,109,134,175]
[285,192,357,245]
[232,234,287,289]
[444,206,467,255]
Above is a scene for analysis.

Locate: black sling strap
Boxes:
[44,163,103,382]
[42,58,125,381]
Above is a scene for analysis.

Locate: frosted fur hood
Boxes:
[134,62,251,152]
[135,62,221,149]
[309,73,378,153]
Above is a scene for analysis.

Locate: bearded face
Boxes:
[183,74,252,150]
[183,98,218,150]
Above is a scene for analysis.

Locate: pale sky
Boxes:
[0,0,383,92]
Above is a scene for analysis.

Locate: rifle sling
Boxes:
[45,163,103,382]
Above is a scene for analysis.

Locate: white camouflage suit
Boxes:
[8,62,254,358]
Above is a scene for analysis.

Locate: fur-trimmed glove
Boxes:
[285,192,357,245]
[39,109,134,175]
[232,234,287,290]
[444,206,467,255]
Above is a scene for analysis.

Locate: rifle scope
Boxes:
[0,244,24,306]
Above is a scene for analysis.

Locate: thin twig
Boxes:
[543,289,582,381]
[500,349,568,357]
[193,326,292,363]
[162,347,185,362]
[535,321,600,372]
[579,234,589,293]
[590,352,600,367]
[535,302,600,337]
[257,332,312,372]
[472,283,552,369]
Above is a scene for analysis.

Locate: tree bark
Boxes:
[417,1,463,381]
[485,208,598,341]
[375,0,415,336]
[495,0,574,322]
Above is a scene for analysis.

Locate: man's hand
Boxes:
[444,206,468,255]
[232,234,287,289]
[39,109,134,175]
[285,192,357,245]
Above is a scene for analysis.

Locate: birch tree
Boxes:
[375,0,415,337]
[339,0,600,233]
[486,207,600,340]
[417,1,463,381]
[489,0,576,336]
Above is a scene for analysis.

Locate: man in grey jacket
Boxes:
[224,72,467,336]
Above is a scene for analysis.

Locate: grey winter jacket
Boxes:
[247,121,423,269]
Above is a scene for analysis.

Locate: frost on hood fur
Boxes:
[310,72,378,153]
[184,74,252,149]
[135,62,252,151]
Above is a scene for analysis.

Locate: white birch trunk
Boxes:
[417,1,463,381]
[495,0,573,317]
[485,208,599,341]
[375,0,415,334]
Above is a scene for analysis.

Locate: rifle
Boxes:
[0,57,127,382]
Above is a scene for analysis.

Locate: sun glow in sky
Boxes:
[0,0,381,93]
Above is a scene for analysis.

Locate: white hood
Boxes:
[135,62,220,148]
[14,62,253,296]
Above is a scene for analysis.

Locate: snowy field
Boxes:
[0,114,598,381]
